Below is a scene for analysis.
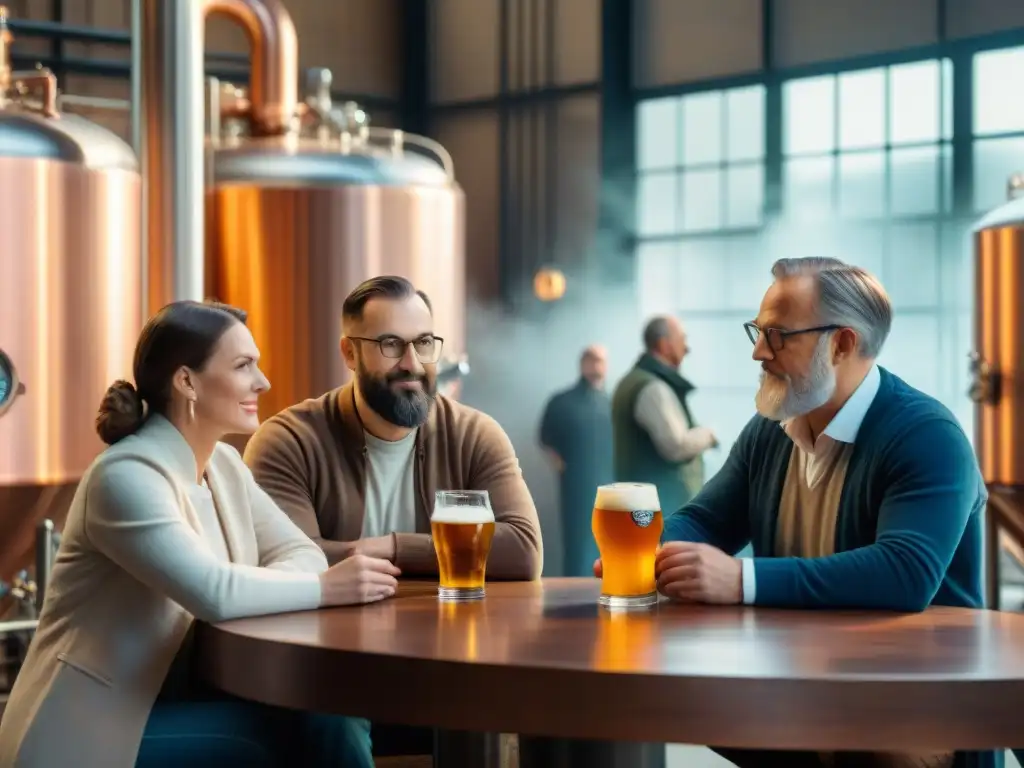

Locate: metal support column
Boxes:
[398,0,428,136]
[597,0,635,284]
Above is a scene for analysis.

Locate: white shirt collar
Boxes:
[782,364,880,452]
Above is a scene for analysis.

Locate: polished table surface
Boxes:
[197,579,1024,751]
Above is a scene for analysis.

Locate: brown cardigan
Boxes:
[243,384,543,579]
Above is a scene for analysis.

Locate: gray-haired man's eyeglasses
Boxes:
[743,322,840,354]
[348,334,444,363]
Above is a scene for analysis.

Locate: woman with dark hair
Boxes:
[0,301,398,768]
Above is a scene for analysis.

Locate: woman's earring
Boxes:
[188,399,195,422]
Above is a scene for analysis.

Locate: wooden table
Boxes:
[197,578,1024,768]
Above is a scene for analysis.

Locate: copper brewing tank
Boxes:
[206,70,466,419]
[970,174,1024,487]
[135,2,467,421]
[0,8,141,581]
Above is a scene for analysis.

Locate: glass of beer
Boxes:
[431,490,496,601]
[592,482,663,609]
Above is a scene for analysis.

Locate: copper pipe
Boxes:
[133,0,298,314]
[0,6,12,91]
[0,7,58,118]
[204,0,297,135]
[12,68,58,117]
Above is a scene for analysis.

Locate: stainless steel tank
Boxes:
[970,174,1024,488]
[205,69,466,420]
[0,7,142,582]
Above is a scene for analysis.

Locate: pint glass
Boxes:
[592,482,663,608]
[431,490,496,600]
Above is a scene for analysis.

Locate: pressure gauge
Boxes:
[0,349,23,417]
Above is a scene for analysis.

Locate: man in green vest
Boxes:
[611,316,717,516]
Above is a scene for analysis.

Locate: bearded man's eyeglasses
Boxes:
[348,335,444,363]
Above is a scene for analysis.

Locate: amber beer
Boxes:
[431,490,496,600]
[592,482,663,608]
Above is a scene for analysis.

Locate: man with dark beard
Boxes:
[243,276,542,581]
[595,258,989,768]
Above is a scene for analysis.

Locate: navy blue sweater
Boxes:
[664,367,987,612]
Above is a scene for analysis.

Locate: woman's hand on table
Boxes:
[319,554,401,606]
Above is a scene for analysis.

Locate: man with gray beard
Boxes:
[244,276,542,581]
[595,258,991,768]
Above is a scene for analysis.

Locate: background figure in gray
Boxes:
[611,316,717,516]
[539,345,614,576]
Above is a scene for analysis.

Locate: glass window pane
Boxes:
[726,86,766,161]
[637,172,679,236]
[940,221,973,312]
[784,76,836,155]
[941,58,953,141]
[686,392,757,479]
[765,219,883,280]
[681,168,723,232]
[889,60,940,145]
[972,136,1024,212]
[974,46,1024,136]
[684,317,759,389]
[876,315,943,397]
[783,157,835,218]
[836,225,886,279]
[676,238,728,311]
[681,92,723,166]
[724,234,775,311]
[838,68,885,150]
[890,145,952,216]
[886,223,940,309]
[838,152,886,218]
[637,97,680,170]
[635,242,679,317]
[725,164,765,228]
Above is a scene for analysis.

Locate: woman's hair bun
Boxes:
[95,379,146,445]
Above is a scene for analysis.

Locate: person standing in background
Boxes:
[612,316,717,516]
[539,345,614,576]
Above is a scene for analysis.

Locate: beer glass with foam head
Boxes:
[592,482,663,608]
[431,490,496,600]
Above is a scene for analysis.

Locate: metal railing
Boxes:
[0,521,59,693]
[5,16,397,110]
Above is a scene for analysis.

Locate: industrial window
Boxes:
[782,60,954,221]
[972,46,1024,213]
[636,85,767,238]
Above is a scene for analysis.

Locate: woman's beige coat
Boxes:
[0,415,327,767]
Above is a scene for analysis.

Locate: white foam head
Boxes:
[432,505,495,524]
[594,482,661,512]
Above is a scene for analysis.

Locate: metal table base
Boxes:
[518,736,666,768]
[432,730,665,768]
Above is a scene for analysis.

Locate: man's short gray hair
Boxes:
[771,257,893,358]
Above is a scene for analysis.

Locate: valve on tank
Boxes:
[0,6,57,117]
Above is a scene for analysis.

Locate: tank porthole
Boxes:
[0,350,24,417]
